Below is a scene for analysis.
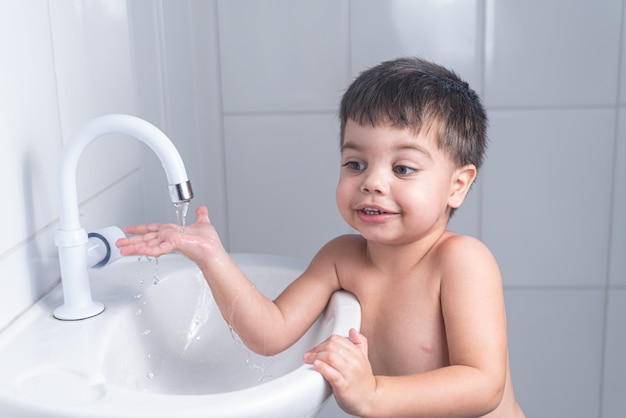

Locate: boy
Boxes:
[117,57,524,417]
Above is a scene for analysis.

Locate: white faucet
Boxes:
[54,114,193,320]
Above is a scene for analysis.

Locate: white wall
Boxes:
[0,0,147,328]
[1,1,625,417]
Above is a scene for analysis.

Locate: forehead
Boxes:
[341,119,438,154]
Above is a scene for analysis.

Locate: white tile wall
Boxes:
[350,0,483,91]
[602,289,626,418]
[217,0,349,114]
[0,0,65,327]
[0,0,61,255]
[0,0,146,328]
[223,114,348,260]
[483,109,614,287]
[1,1,625,417]
[505,289,605,418]
[610,109,626,286]
[485,0,623,108]
[621,3,626,105]
[49,0,143,200]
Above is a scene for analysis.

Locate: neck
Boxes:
[364,228,449,275]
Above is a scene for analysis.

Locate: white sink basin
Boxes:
[0,253,361,418]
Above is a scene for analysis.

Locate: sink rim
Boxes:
[0,252,361,418]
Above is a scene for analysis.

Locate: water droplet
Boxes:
[141,329,151,336]
[146,372,154,380]
[152,257,160,284]
[135,308,142,316]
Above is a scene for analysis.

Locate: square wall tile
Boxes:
[505,289,604,418]
[602,289,626,418]
[483,109,614,287]
[49,0,143,203]
[610,110,626,286]
[350,0,482,93]
[223,114,348,260]
[485,0,622,107]
[218,0,349,113]
[0,0,62,255]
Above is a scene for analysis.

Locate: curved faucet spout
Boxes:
[54,114,194,320]
[58,114,193,231]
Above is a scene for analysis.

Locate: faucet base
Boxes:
[53,301,105,321]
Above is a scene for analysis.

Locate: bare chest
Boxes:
[348,274,449,376]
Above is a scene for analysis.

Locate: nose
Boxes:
[360,167,388,194]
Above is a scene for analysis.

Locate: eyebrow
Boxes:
[341,141,432,159]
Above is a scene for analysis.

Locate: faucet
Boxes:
[53,114,193,320]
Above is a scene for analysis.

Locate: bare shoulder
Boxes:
[436,232,496,262]
[303,234,367,286]
[296,234,365,284]
[315,234,367,259]
[434,232,501,284]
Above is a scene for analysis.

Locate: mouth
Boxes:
[360,207,391,216]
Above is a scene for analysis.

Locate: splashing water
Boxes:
[146,256,160,285]
[228,326,273,382]
[182,286,213,352]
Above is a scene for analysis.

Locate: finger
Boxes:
[118,239,168,257]
[195,206,211,224]
[304,335,345,359]
[348,329,368,357]
[123,223,162,235]
[116,231,158,247]
[304,335,355,368]
[311,359,344,387]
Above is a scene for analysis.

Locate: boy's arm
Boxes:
[305,235,508,417]
[117,206,340,355]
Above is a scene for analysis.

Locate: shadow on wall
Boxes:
[22,148,61,304]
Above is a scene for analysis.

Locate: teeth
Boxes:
[362,208,383,215]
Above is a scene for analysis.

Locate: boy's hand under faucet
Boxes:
[117,205,223,265]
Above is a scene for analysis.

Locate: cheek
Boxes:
[335,180,347,208]
[335,179,353,216]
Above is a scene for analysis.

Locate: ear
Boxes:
[448,164,477,209]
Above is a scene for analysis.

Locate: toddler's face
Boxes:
[336,119,462,245]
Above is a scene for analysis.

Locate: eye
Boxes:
[393,165,417,176]
[343,161,366,171]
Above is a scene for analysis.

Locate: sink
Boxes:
[0,253,361,418]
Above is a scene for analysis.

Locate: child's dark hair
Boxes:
[339,57,487,172]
